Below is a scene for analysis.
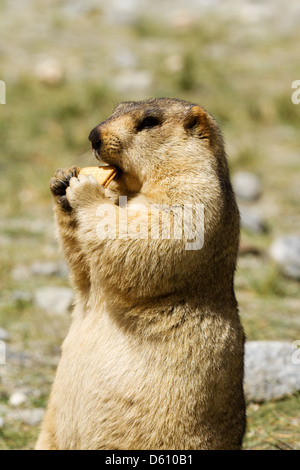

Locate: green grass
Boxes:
[245,394,300,450]
[0,423,40,450]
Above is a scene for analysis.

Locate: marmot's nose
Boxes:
[88,126,102,151]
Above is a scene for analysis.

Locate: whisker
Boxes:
[77,148,92,158]
[76,148,97,165]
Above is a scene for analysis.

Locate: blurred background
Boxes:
[0,0,300,449]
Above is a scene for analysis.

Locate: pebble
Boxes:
[113,70,153,94]
[31,261,68,278]
[12,261,68,281]
[103,0,138,25]
[0,327,9,342]
[34,286,74,315]
[34,56,64,85]
[11,264,31,281]
[11,290,32,303]
[9,392,27,407]
[269,235,300,279]
[170,10,195,29]
[112,47,137,69]
[164,54,184,73]
[239,205,267,233]
[244,341,300,402]
[233,171,262,201]
[5,408,44,426]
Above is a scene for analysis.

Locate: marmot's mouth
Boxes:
[93,149,123,176]
[92,147,102,160]
[93,149,106,164]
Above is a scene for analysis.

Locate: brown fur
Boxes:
[36,98,246,450]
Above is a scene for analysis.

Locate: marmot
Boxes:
[36,98,246,450]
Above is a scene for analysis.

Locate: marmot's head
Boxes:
[88,98,228,193]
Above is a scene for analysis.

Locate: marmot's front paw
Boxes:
[66,174,105,210]
[50,167,80,211]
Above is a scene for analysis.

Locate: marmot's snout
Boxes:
[88,126,102,152]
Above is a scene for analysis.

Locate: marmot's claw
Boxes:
[50,166,80,197]
[50,177,68,196]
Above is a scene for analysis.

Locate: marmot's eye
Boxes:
[137,116,160,131]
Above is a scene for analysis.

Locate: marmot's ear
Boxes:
[184,105,211,141]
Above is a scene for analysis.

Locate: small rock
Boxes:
[9,392,27,407]
[34,57,64,85]
[11,264,31,281]
[170,10,195,29]
[270,235,300,279]
[0,327,9,341]
[5,408,44,426]
[113,70,152,94]
[11,290,32,303]
[25,408,45,426]
[233,171,262,201]
[34,286,74,315]
[244,341,300,402]
[31,261,68,278]
[112,47,137,69]
[164,54,184,73]
[104,0,138,25]
[239,206,267,233]
[12,261,68,281]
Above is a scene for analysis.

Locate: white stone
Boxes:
[34,286,74,315]
[5,408,45,426]
[270,235,300,279]
[233,171,262,201]
[31,261,68,278]
[113,70,152,94]
[239,206,266,233]
[9,392,27,407]
[0,327,9,341]
[244,341,300,402]
[34,57,64,85]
